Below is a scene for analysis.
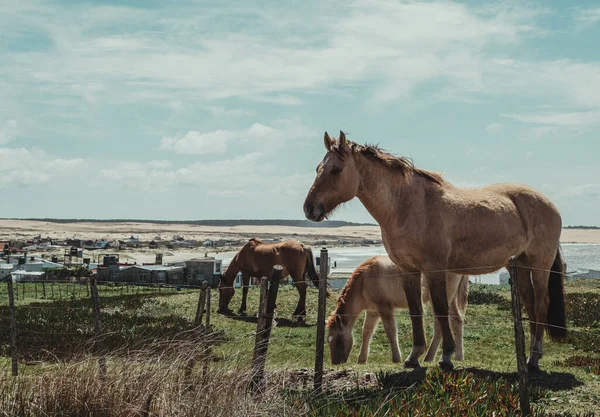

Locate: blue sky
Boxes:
[1,0,599,225]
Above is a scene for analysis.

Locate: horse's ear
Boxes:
[324,131,334,151]
[339,130,349,152]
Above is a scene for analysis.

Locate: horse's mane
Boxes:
[334,139,444,185]
[325,261,369,328]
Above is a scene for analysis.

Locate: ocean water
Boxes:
[326,243,600,287]
[221,243,600,287]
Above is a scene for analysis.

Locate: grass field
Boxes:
[0,279,599,416]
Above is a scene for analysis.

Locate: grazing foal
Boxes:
[327,256,469,365]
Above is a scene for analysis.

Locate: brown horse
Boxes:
[217,238,326,318]
[304,131,566,371]
[327,255,469,365]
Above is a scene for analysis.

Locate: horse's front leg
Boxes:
[358,311,380,364]
[425,271,455,370]
[238,273,250,315]
[402,274,426,368]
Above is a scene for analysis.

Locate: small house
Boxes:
[117,265,184,284]
[173,257,222,287]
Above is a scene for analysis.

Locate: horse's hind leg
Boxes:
[238,273,250,315]
[358,311,380,364]
[515,254,538,369]
[449,298,464,361]
[379,309,402,363]
[291,272,307,319]
[527,257,553,372]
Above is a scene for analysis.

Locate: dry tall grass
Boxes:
[0,334,289,417]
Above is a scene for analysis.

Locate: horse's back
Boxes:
[441,182,561,268]
[358,256,410,311]
[241,239,305,275]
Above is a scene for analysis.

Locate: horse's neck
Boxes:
[355,157,415,226]
[336,286,364,328]
[223,257,241,284]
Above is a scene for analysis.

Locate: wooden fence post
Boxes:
[205,287,212,329]
[90,276,107,381]
[201,286,213,380]
[42,282,46,298]
[185,281,209,379]
[314,248,328,394]
[193,281,208,329]
[7,274,18,376]
[250,266,283,394]
[508,256,530,416]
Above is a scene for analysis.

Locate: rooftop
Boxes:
[121,265,183,272]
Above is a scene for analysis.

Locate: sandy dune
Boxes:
[0,219,598,244]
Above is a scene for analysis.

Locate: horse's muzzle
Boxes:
[304,202,325,222]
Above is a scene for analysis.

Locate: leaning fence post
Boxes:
[6,274,18,376]
[314,248,328,394]
[194,281,208,329]
[205,287,212,329]
[185,281,209,379]
[90,276,107,381]
[201,286,213,380]
[508,256,530,416]
[42,281,46,299]
[250,266,283,394]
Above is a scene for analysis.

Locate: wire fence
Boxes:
[1,256,598,414]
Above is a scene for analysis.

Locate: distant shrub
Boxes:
[468,285,512,311]
[565,292,600,328]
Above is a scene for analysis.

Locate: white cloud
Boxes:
[0,120,18,145]
[207,106,255,118]
[502,111,600,138]
[502,111,600,127]
[160,131,229,154]
[0,147,84,187]
[527,126,559,139]
[573,7,600,31]
[0,0,544,106]
[98,153,270,192]
[160,120,313,154]
[485,123,503,134]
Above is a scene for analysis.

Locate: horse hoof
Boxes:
[423,354,435,363]
[438,360,454,372]
[404,359,421,369]
[527,362,541,373]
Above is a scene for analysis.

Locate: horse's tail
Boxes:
[457,274,469,315]
[546,248,567,341]
[303,245,331,299]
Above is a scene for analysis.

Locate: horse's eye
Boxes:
[331,167,343,175]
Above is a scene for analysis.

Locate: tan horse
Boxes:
[304,131,566,371]
[217,238,326,318]
[327,255,469,365]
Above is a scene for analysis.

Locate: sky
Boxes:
[1,0,599,225]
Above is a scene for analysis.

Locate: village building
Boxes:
[117,265,184,284]
[172,257,223,287]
